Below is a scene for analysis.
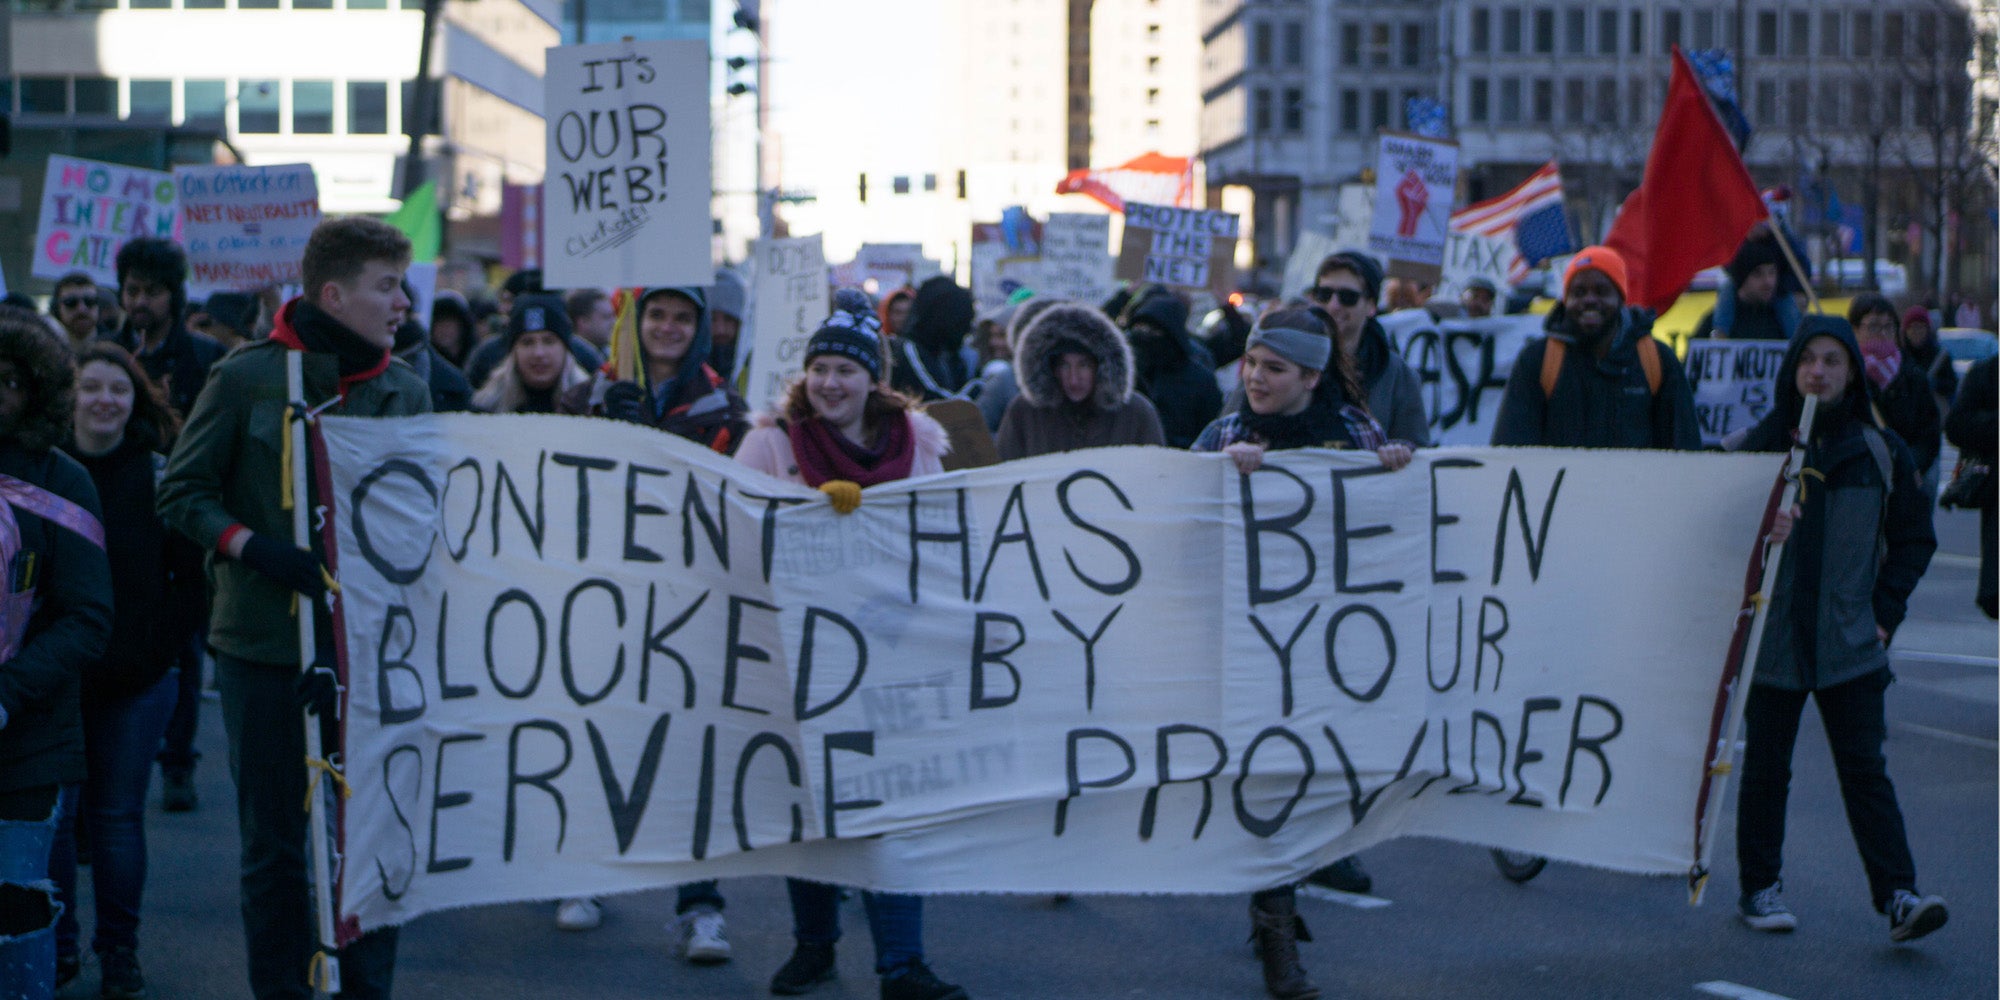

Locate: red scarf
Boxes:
[787,412,914,487]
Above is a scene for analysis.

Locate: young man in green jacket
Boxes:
[159,217,430,1000]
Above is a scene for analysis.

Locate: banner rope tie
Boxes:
[1795,466,1824,502]
[308,951,334,991]
[304,755,353,812]
[1708,761,1733,776]
[280,405,297,511]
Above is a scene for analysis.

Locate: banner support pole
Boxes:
[288,351,343,992]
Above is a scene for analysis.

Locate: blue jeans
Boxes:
[50,670,178,959]
[786,879,923,974]
[0,786,62,1000]
[157,628,207,776]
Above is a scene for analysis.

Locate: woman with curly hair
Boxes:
[48,342,201,998]
[0,306,113,1000]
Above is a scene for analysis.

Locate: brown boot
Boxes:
[1248,897,1321,1000]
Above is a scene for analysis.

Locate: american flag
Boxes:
[1450,161,1576,283]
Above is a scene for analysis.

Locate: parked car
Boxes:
[1937,327,1998,378]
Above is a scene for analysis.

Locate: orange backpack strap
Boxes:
[1541,336,1664,397]
[1539,339,1566,398]
[1636,336,1663,395]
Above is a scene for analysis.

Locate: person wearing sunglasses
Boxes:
[1308,252,1432,450]
[49,273,102,356]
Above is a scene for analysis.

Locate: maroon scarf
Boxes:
[787,412,915,487]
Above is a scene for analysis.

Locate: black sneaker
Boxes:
[770,942,836,995]
[1304,855,1371,895]
[98,945,146,1000]
[161,771,197,813]
[1887,889,1948,942]
[879,961,967,1000]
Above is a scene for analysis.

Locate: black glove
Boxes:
[240,533,327,599]
[295,663,340,718]
[601,381,648,424]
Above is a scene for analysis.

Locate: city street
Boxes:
[74,504,1996,1000]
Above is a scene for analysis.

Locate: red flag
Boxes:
[1603,47,1766,314]
[1054,152,1193,213]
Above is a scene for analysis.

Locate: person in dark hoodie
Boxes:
[1307,252,1431,447]
[1945,355,1996,619]
[52,342,199,998]
[1899,305,1959,410]
[1726,313,1946,944]
[889,276,976,401]
[0,305,113,1000]
[108,238,226,419]
[1490,245,1700,449]
[429,290,476,370]
[995,302,1164,459]
[561,286,749,455]
[1120,285,1223,448]
[158,217,426,1000]
[393,278,474,413]
[1848,294,1942,495]
[1694,225,1802,341]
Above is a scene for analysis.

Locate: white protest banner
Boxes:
[543,39,711,289]
[1377,310,1541,446]
[742,234,831,411]
[174,163,321,294]
[853,243,938,296]
[319,413,1777,935]
[1367,133,1460,284]
[1684,341,1787,446]
[1039,213,1117,306]
[32,155,177,284]
[1115,202,1239,289]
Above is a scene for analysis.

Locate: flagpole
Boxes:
[1771,227,1822,316]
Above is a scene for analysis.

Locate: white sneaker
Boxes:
[678,905,732,965]
[555,897,603,931]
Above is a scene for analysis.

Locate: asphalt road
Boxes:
[66,508,1996,1000]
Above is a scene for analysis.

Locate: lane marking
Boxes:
[1893,650,1999,668]
[1296,884,1391,909]
[1694,982,1797,1000]
[1926,553,1980,569]
[1895,721,1999,751]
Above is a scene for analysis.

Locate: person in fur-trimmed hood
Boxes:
[995,303,1164,460]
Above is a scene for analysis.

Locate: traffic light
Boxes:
[858,173,868,203]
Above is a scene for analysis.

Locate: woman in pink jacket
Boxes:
[733,293,963,1000]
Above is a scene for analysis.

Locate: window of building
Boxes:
[1597,78,1619,125]
[347,81,388,133]
[292,0,334,8]
[1882,13,1903,58]
[1146,86,1159,106]
[1500,7,1522,54]
[1146,23,1160,41]
[184,80,226,130]
[1786,11,1808,57]
[1785,78,1807,125]
[1659,11,1680,54]
[1816,79,1840,128]
[129,0,169,9]
[1531,78,1553,123]
[892,176,911,195]
[1627,83,1644,125]
[1564,78,1586,124]
[1914,82,1936,128]
[1340,88,1361,132]
[1282,21,1303,67]
[1499,77,1521,124]
[1596,9,1617,55]
[347,0,389,9]
[239,80,280,133]
[1370,89,1391,131]
[20,77,65,114]
[1693,10,1714,49]
[293,80,334,134]
[1851,80,1873,125]
[1853,13,1873,58]
[1368,22,1391,67]
[1531,9,1553,53]
[1401,22,1423,68]
[1146,55,1160,72]
[184,0,224,8]
[74,77,115,115]
[1341,23,1360,66]
[1754,80,1776,124]
[923,174,938,192]
[129,79,172,120]
[1468,78,1489,124]
[1563,8,1585,55]
[1628,11,1643,55]
[1282,87,1303,132]
[1253,86,1272,133]
[1253,21,1272,66]
[238,0,279,9]
[1914,10,1937,51]
[1882,78,1902,126]
[1820,11,1842,58]
[1471,8,1490,54]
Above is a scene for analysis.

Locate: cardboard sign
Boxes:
[1684,341,1788,446]
[1038,213,1117,306]
[741,234,831,411]
[175,163,322,294]
[1367,133,1460,284]
[321,414,1778,933]
[543,39,712,289]
[1115,202,1238,289]
[32,156,177,284]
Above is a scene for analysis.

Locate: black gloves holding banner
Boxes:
[240,533,327,600]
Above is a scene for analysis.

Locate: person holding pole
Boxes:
[158,217,429,999]
[1726,314,1946,942]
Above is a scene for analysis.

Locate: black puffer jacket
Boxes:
[110,320,225,419]
[66,438,202,703]
[890,276,976,401]
[1123,290,1222,448]
[1870,359,1942,475]
[1490,305,1699,450]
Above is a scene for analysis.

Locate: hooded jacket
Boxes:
[110,315,225,419]
[561,285,749,454]
[995,304,1165,460]
[1489,305,1700,449]
[1736,315,1936,692]
[1868,349,1943,474]
[1350,316,1434,446]
[890,276,976,401]
[1122,290,1223,448]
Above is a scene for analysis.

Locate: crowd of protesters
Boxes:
[0,216,1988,1000]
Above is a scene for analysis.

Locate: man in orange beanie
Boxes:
[1488,245,1699,449]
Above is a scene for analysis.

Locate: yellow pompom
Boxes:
[818,480,863,514]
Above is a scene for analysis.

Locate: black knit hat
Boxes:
[805,288,885,382]
[505,293,572,351]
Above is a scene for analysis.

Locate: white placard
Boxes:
[320,414,1778,934]
[1376,311,1541,446]
[175,163,322,294]
[1367,133,1460,280]
[1684,341,1788,446]
[543,39,712,289]
[32,155,177,285]
[1039,213,1117,306]
[742,234,831,411]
